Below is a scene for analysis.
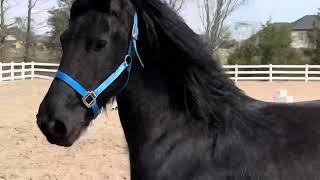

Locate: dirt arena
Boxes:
[0,80,320,180]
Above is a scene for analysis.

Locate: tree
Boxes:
[24,0,52,62]
[45,0,73,62]
[48,0,73,44]
[228,21,310,65]
[47,9,69,47]
[308,9,320,64]
[228,34,259,65]
[0,0,11,48]
[14,17,27,33]
[161,0,185,12]
[8,17,27,42]
[0,0,5,44]
[24,0,37,62]
[199,0,247,55]
[258,21,292,64]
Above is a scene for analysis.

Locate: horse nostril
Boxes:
[48,120,67,138]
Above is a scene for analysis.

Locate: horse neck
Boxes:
[116,65,185,178]
[116,57,184,146]
[115,19,248,179]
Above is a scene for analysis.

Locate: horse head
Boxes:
[37,0,139,146]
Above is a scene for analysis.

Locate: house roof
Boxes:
[291,15,317,31]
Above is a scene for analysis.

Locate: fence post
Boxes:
[235,64,238,82]
[0,62,2,82]
[269,64,273,82]
[31,61,35,80]
[305,64,309,82]
[10,62,14,81]
[21,62,25,80]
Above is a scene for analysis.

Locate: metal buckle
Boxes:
[82,91,97,108]
[124,55,132,66]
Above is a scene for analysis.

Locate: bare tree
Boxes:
[0,0,5,46]
[24,0,52,62]
[161,0,186,12]
[0,0,10,48]
[199,0,247,54]
[24,0,35,62]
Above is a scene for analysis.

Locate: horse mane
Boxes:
[69,0,254,131]
[133,0,250,127]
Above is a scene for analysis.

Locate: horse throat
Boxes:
[116,72,187,179]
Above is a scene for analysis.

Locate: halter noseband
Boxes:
[55,13,143,118]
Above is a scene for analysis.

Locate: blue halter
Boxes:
[55,13,143,118]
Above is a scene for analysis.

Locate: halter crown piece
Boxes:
[55,13,143,118]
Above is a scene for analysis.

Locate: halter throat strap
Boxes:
[55,13,142,118]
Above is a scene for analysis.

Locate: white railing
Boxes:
[1,62,320,82]
[0,62,59,81]
[224,64,320,82]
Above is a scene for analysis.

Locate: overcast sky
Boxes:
[7,0,320,39]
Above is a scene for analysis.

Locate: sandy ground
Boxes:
[236,81,320,102]
[0,80,319,180]
[0,80,129,180]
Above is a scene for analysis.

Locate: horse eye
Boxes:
[94,40,107,51]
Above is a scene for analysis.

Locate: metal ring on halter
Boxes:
[124,55,133,66]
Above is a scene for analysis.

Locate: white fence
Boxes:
[0,62,59,81]
[224,64,320,82]
[1,62,320,82]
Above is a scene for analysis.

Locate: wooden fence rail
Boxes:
[1,62,320,82]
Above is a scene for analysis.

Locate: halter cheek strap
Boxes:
[55,13,142,118]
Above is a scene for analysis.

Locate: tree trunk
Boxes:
[24,0,32,62]
[0,0,4,27]
[0,0,5,45]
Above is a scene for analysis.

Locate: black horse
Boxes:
[37,0,320,179]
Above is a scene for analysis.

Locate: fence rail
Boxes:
[1,62,320,82]
[223,64,320,82]
[0,62,59,81]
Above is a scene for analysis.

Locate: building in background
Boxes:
[290,15,316,49]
